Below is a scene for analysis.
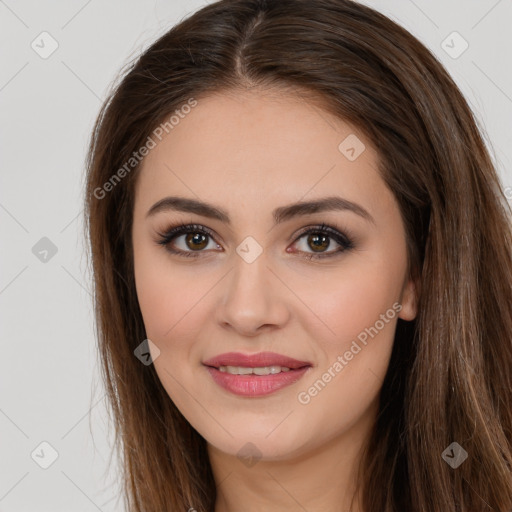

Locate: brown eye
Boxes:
[157,222,354,260]
[156,223,220,257]
[306,233,330,252]
[291,223,355,260]
[184,232,209,251]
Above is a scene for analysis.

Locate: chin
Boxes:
[204,424,315,463]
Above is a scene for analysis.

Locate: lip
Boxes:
[202,351,312,397]
[202,351,311,369]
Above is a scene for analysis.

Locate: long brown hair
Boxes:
[83,0,512,510]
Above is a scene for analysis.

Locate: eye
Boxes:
[155,223,221,258]
[290,222,355,260]
[155,222,355,260]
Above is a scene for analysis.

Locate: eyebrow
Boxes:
[146,195,375,225]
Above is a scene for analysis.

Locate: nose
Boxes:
[215,248,291,336]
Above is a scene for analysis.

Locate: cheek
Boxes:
[291,248,406,434]
[134,262,175,338]
[293,283,400,448]
[290,257,405,346]
[133,250,208,411]
[133,239,207,341]
[297,268,400,390]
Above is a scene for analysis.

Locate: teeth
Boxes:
[218,365,291,375]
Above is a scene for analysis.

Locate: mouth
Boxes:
[215,365,296,375]
[202,351,312,397]
[203,351,312,370]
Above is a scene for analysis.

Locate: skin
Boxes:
[131,88,418,512]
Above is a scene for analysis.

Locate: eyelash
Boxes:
[155,222,355,260]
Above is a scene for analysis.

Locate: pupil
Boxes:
[309,234,328,252]
[186,233,208,250]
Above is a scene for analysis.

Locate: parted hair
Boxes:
[83,0,512,510]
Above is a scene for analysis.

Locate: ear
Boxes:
[398,276,418,321]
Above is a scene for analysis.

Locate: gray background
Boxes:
[1,1,511,510]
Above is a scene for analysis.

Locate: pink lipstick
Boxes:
[202,351,312,397]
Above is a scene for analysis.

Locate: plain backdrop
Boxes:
[1,1,511,510]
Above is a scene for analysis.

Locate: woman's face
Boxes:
[131,89,417,461]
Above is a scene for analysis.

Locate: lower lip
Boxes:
[205,366,310,397]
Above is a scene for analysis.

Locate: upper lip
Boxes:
[203,351,312,370]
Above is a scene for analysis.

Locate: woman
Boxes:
[83,0,512,510]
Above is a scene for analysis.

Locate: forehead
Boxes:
[134,89,387,218]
